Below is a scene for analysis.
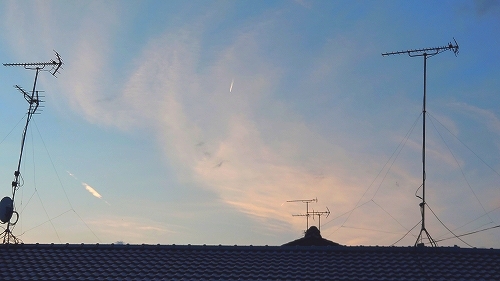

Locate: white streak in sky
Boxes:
[83,183,102,199]
[69,171,111,205]
[67,171,78,180]
[229,78,234,93]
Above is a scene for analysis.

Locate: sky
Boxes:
[0,0,499,248]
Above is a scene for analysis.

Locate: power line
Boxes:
[428,114,492,223]
[434,224,500,243]
[426,203,472,247]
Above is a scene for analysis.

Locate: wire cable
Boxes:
[371,113,422,200]
[434,224,500,243]
[30,124,62,242]
[323,200,372,238]
[428,114,492,222]
[428,112,500,183]
[33,120,101,242]
[372,199,412,233]
[17,209,73,237]
[340,225,407,235]
[0,114,26,146]
[323,113,422,233]
[391,220,421,246]
[444,205,500,235]
[426,203,473,247]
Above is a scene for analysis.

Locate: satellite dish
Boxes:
[0,197,13,223]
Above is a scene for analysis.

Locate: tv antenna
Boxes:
[287,198,330,231]
[287,198,317,230]
[1,51,63,244]
[382,39,459,247]
[310,207,330,231]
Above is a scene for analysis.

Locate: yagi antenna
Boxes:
[310,206,330,231]
[15,85,45,114]
[287,198,317,231]
[382,39,459,247]
[287,198,329,232]
[382,38,459,58]
[3,50,63,77]
[1,52,62,244]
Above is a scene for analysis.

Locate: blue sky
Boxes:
[0,0,499,248]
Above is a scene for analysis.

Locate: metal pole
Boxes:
[306,201,309,229]
[422,54,427,234]
[7,67,41,236]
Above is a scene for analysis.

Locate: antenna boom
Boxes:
[382,39,459,57]
[3,51,63,76]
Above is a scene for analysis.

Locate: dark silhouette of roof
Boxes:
[1,243,499,280]
[282,226,342,246]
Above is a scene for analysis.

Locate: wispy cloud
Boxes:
[39,8,426,245]
[451,102,500,135]
[107,23,423,244]
[88,216,179,244]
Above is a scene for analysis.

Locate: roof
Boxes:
[1,243,499,280]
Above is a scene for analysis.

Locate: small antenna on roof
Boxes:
[287,198,330,232]
[287,198,317,231]
[310,206,330,231]
[382,39,459,247]
[1,51,63,244]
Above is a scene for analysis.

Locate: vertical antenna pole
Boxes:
[421,54,427,241]
[382,40,458,247]
[7,68,41,236]
[416,53,437,247]
[306,201,309,229]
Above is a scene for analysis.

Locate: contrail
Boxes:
[68,171,110,205]
[83,182,102,199]
[67,171,78,180]
[82,182,111,205]
[229,78,234,93]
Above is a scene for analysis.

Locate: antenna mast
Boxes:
[382,40,459,247]
[1,51,63,244]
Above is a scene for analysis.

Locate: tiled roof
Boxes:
[0,243,499,280]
